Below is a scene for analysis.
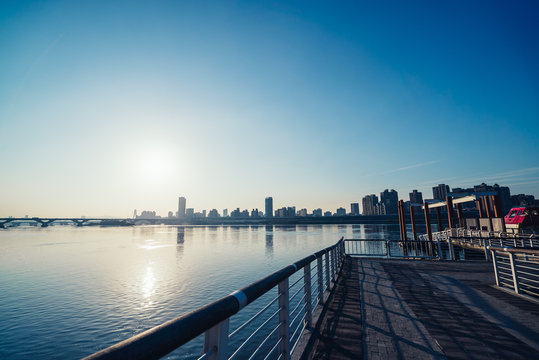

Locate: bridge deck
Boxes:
[300,257,539,360]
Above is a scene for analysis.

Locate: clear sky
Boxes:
[1,0,538,217]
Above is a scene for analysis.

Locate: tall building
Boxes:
[178,197,186,218]
[265,197,273,218]
[380,189,398,214]
[362,194,378,215]
[493,184,511,214]
[432,184,450,201]
[374,203,386,215]
[409,190,423,204]
[350,203,360,215]
[312,208,322,217]
[336,207,346,216]
[223,209,228,217]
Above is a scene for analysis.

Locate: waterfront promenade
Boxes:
[301,258,539,359]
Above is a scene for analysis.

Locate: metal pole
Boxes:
[485,197,492,218]
[448,236,455,260]
[303,265,312,329]
[317,256,324,305]
[204,319,230,360]
[492,195,501,218]
[508,252,520,294]
[278,279,290,360]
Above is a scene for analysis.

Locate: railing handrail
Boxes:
[83,238,344,360]
[487,246,539,255]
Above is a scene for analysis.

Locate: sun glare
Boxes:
[136,148,172,183]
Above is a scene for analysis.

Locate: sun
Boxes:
[137,148,172,183]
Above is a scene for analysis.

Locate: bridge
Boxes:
[0,217,135,228]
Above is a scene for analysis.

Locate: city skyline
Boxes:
[1,1,538,217]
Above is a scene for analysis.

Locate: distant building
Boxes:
[223,209,228,217]
[432,184,450,201]
[186,208,194,217]
[168,211,174,218]
[511,194,536,207]
[374,203,386,215]
[208,209,220,217]
[324,211,332,217]
[380,189,398,214]
[265,197,273,218]
[139,210,159,219]
[251,208,260,217]
[350,203,360,216]
[312,208,322,217]
[336,207,346,216]
[178,197,186,218]
[409,190,423,204]
[202,210,207,218]
[298,208,308,216]
[362,194,378,215]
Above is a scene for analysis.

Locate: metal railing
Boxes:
[488,246,539,300]
[344,239,438,259]
[83,239,345,360]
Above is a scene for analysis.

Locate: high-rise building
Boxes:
[432,184,450,201]
[312,208,322,217]
[185,208,194,217]
[265,197,273,218]
[223,209,228,217]
[494,184,511,214]
[336,207,346,216]
[374,203,386,215]
[380,189,398,214]
[409,190,423,204]
[178,197,186,218]
[350,203,360,215]
[362,194,378,215]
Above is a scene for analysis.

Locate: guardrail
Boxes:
[84,239,345,360]
[344,239,438,259]
[488,246,539,300]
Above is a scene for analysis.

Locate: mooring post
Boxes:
[436,207,443,232]
[477,198,485,218]
[398,200,404,240]
[424,202,432,242]
[446,196,455,229]
[401,200,407,241]
[456,203,464,228]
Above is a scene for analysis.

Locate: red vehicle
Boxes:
[505,206,539,231]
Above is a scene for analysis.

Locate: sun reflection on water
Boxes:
[141,265,155,308]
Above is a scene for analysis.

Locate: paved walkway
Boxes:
[302,257,539,360]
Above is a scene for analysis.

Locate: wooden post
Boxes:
[492,195,501,218]
[477,198,485,218]
[485,197,492,218]
[446,196,455,229]
[424,202,432,241]
[456,203,464,228]
[398,200,404,240]
[400,200,407,241]
[410,205,417,240]
[436,207,443,232]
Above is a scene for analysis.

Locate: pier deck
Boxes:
[301,257,539,360]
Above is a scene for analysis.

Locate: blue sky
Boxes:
[1,0,538,217]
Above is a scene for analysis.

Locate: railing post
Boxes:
[491,249,500,286]
[508,252,520,294]
[317,256,324,305]
[484,239,491,261]
[278,279,290,360]
[437,238,443,260]
[203,319,230,360]
[324,252,330,290]
[304,264,312,329]
[331,248,336,282]
[448,237,455,261]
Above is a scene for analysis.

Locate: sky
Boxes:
[1,0,538,217]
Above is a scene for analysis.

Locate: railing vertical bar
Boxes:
[317,256,324,306]
[303,264,312,329]
[491,249,500,287]
[278,279,290,360]
[508,252,520,294]
[324,252,330,290]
